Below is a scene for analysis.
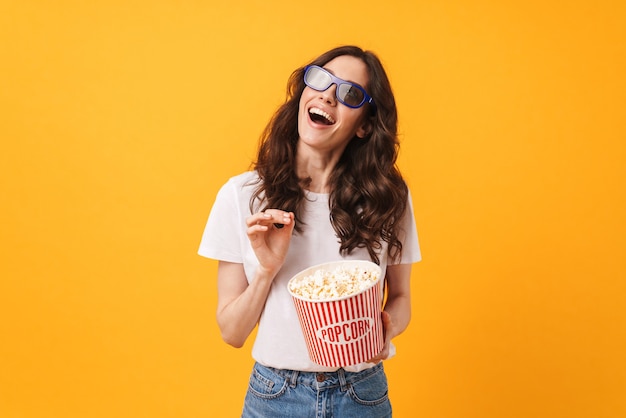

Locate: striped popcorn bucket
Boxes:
[288,260,384,368]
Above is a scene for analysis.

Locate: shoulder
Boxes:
[221,171,261,192]
[227,171,259,186]
[214,171,263,210]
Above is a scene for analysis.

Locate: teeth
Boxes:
[309,107,335,124]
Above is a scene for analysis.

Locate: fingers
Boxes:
[366,312,393,363]
[381,311,395,347]
[246,210,294,230]
[366,344,389,364]
[381,310,392,326]
[245,210,295,272]
[246,212,271,234]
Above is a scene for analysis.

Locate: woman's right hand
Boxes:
[245,209,295,278]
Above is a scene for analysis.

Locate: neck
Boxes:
[296,152,339,194]
[297,165,332,194]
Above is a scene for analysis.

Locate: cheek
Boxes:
[298,90,312,115]
[337,108,365,130]
[297,94,311,137]
[299,87,316,105]
[297,95,308,124]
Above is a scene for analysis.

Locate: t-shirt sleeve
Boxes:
[197,179,244,263]
[394,190,422,265]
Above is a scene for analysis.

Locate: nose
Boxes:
[319,83,337,106]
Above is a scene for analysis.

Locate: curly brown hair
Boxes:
[250,45,408,264]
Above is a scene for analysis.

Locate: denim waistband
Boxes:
[257,362,384,391]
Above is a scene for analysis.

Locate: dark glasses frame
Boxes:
[303,65,375,109]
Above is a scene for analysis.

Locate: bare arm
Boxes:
[367,263,413,362]
[215,209,294,348]
[216,261,275,347]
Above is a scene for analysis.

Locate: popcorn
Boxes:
[288,265,380,300]
[289,260,384,367]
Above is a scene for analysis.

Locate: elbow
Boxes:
[221,331,245,348]
[401,314,412,334]
[217,318,246,348]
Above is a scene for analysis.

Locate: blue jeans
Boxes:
[241,362,392,418]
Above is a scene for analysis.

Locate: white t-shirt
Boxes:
[198,171,421,372]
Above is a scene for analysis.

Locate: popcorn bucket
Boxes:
[288,260,384,368]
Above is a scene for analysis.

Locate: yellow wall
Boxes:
[1,1,625,417]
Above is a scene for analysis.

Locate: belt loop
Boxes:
[289,369,299,388]
[337,368,350,392]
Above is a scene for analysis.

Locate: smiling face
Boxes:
[297,55,371,158]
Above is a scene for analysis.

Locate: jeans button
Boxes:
[316,374,326,382]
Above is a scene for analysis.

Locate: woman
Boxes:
[199,45,421,417]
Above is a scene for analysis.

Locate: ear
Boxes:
[356,119,372,139]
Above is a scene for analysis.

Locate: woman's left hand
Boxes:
[366,311,394,363]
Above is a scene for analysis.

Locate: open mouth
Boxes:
[308,107,335,125]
